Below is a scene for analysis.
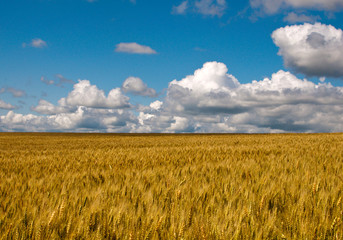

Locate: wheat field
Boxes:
[0,133,342,239]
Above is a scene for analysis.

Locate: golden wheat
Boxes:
[0,133,343,239]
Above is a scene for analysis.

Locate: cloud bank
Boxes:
[2,62,343,133]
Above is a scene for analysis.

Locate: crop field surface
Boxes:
[0,133,343,239]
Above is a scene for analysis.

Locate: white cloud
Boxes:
[172,1,189,14]
[155,62,343,133]
[3,62,343,133]
[170,61,239,92]
[0,107,137,132]
[0,99,16,110]
[122,77,157,97]
[272,23,343,78]
[283,12,320,23]
[250,0,343,14]
[23,38,47,48]
[167,116,194,132]
[150,100,163,110]
[33,79,131,115]
[31,99,75,115]
[115,42,157,54]
[66,80,130,109]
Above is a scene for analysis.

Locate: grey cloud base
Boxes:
[2,61,343,133]
[272,23,343,78]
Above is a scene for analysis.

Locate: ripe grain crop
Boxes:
[0,133,343,239]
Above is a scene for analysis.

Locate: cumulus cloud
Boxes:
[150,100,163,110]
[172,0,226,17]
[0,99,16,110]
[283,12,320,23]
[165,62,240,114]
[31,99,75,115]
[137,61,343,133]
[3,62,343,133]
[115,42,157,54]
[250,0,343,14]
[23,38,47,48]
[122,77,157,97]
[65,80,130,109]
[0,107,137,132]
[32,79,130,116]
[272,23,343,78]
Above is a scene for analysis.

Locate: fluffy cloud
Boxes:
[0,99,16,110]
[122,77,157,97]
[138,61,343,133]
[31,99,75,115]
[3,62,343,133]
[172,0,226,17]
[150,100,163,110]
[272,23,343,78]
[23,38,47,48]
[32,79,130,116]
[165,62,240,114]
[0,107,136,132]
[65,80,130,109]
[115,42,157,54]
[251,0,343,14]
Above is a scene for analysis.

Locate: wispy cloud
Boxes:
[22,38,47,48]
[250,0,343,15]
[283,12,320,23]
[0,87,26,98]
[41,74,75,87]
[195,0,227,17]
[41,76,54,85]
[115,42,157,54]
[173,0,227,17]
[172,1,189,14]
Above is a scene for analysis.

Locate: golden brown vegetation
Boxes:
[0,133,343,239]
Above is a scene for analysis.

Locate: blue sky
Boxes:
[1,0,343,132]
